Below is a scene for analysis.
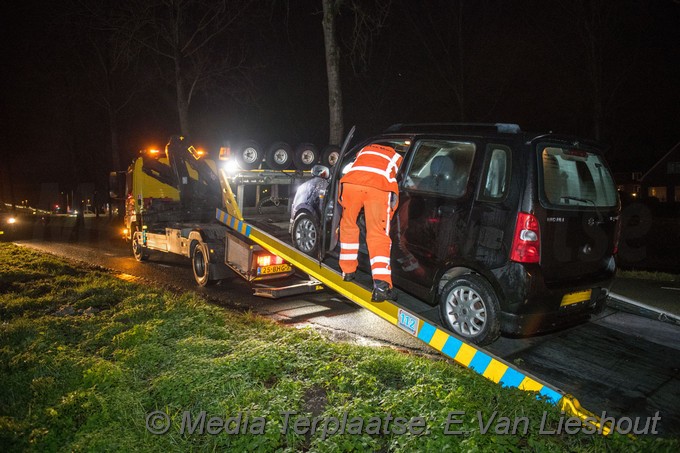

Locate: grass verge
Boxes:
[1,243,677,451]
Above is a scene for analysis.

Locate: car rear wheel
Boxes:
[439,274,500,345]
[292,212,319,255]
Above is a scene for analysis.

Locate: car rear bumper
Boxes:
[493,260,614,336]
[499,287,609,335]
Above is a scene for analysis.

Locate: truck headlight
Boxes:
[222,158,241,175]
[7,217,16,224]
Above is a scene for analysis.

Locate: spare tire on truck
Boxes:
[234,140,263,170]
[265,142,293,170]
[293,143,319,171]
[321,144,341,167]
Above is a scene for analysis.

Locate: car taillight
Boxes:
[256,254,284,267]
[510,212,540,263]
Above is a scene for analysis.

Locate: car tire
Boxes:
[292,212,319,256]
[293,143,319,170]
[439,274,501,346]
[132,230,149,262]
[234,140,263,170]
[191,241,214,287]
[321,145,341,167]
[265,142,293,170]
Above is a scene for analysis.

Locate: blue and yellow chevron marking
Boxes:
[215,207,612,435]
[217,209,250,237]
[416,320,562,402]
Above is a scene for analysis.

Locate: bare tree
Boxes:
[555,0,647,142]
[402,0,510,121]
[321,0,392,144]
[117,0,255,136]
[321,0,344,145]
[74,1,148,171]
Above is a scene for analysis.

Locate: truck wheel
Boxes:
[234,140,263,170]
[191,241,214,287]
[132,231,149,262]
[265,142,293,170]
[293,143,319,171]
[321,145,340,167]
[292,212,319,255]
[439,274,500,346]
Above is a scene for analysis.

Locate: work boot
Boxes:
[342,272,356,282]
[371,280,398,302]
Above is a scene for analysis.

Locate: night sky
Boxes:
[1,0,679,205]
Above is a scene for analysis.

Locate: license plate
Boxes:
[560,289,592,307]
[257,263,292,275]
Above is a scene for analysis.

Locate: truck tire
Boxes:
[293,143,319,171]
[234,140,263,170]
[265,142,293,170]
[438,274,500,346]
[191,241,215,287]
[321,145,340,167]
[132,231,149,261]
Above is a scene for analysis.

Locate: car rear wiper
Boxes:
[560,196,595,206]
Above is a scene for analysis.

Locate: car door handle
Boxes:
[438,206,455,216]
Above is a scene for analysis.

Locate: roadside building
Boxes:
[641,141,680,203]
[614,171,642,200]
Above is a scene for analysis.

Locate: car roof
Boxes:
[380,123,604,153]
[384,122,522,135]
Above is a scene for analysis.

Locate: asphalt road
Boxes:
[10,216,680,435]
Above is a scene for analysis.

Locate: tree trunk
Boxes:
[109,112,121,171]
[174,56,190,136]
[322,0,344,145]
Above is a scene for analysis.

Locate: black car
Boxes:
[290,123,620,345]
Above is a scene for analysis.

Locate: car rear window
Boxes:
[539,146,617,208]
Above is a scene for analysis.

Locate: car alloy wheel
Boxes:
[293,213,318,255]
[439,274,500,345]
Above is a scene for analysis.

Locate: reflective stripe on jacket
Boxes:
[340,144,402,193]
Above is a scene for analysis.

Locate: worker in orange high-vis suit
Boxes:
[338,144,403,302]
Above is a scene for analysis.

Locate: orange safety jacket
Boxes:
[340,144,402,194]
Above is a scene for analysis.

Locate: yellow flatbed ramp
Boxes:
[215,206,612,435]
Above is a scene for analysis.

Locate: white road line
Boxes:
[661,287,680,291]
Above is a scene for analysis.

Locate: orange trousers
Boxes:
[338,183,396,287]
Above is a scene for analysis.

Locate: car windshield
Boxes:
[539,146,617,208]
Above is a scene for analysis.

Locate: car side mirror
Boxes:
[311,164,331,179]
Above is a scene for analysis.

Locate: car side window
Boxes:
[479,145,511,201]
[404,140,475,198]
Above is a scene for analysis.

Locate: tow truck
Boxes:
[109,136,323,297]
[112,133,616,435]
